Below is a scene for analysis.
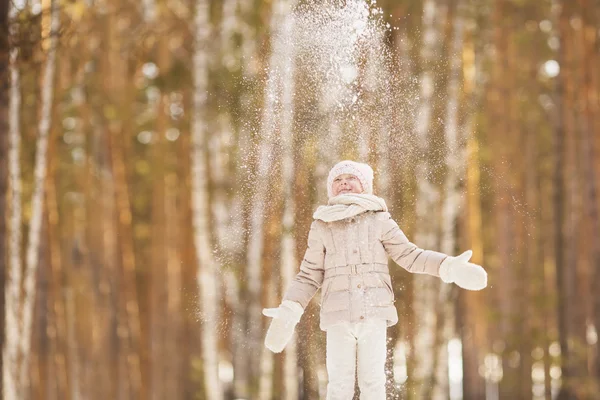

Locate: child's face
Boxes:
[332,174,363,196]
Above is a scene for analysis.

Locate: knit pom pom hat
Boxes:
[327,160,374,198]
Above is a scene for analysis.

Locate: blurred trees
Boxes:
[1,0,600,399]
[0,0,9,397]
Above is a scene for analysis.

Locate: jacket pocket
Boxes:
[378,273,394,298]
[362,273,394,307]
[321,275,349,312]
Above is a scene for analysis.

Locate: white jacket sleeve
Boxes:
[283,221,326,308]
[379,213,447,276]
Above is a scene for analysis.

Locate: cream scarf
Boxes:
[313,194,388,222]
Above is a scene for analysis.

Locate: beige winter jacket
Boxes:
[283,210,448,330]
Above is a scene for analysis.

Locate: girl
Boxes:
[263,160,487,400]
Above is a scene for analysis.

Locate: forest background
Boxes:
[0,0,599,399]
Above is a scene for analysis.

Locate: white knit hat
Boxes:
[327,160,374,198]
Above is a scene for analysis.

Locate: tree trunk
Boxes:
[538,137,553,400]
[518,114,535,400]
[3,20,21,400]
[0,0,9,397]
[579,0,600,390]
[150,14,170,398]
[554,1,574,398]
[245,1,295,395]
[491,1,517,397]
[216,3,248,395]
[461,136,487,400]
[277,7,298,399]
[411,0,445,396]
[191,0,223,398]
[562,2,587,388]
[150,103,168,400]
[229,106,251,400]
[177,91,203,399]
[229,1,258,395]
[223,268,243,396]
[258,2,299,396]
[109,125,144,400]
[64,288,80,400]
[435,1,467,397]
[460,13,487,399]
[33,229,49,400]
[89,104,117,400]
[245,59,277,396]
[386,26,414,399]
[45,147,68,400]
[165,173,183,398]
[19,1,59,396]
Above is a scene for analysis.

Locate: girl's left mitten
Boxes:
[262,300,304,353]
[439,250,488,291]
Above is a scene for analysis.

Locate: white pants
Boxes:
[326,319,387,400]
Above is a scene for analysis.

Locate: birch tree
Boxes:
[3,4,21,399]
[432,1,468,397]
[245,1,294,394]
[257,2,299,395]
[191,0,223,398]
[222,6,255,398]
[275,6,297,399]
[223,2,261,394]
[440,0,466,267]
[215,1,251,397]
[410,0,446,395]
[18,1,58,398]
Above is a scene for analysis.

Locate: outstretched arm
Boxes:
[379,213,487,290]
[379,213,447,276]
[263,221,325,353]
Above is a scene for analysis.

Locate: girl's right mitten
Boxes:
[262,300,304,353]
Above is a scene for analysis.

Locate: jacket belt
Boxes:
[324,263,389,279]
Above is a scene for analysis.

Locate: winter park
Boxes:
[1,0,600,399]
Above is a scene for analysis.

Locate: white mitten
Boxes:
[439,250,488,291]
[262,300,304,353]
